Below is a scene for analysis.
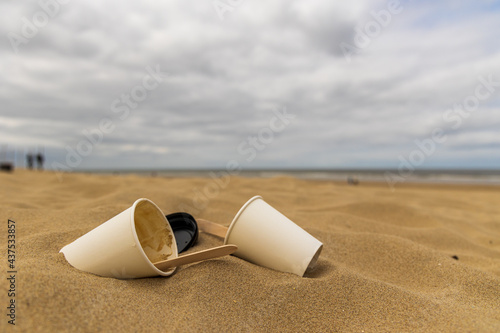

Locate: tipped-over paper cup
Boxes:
[224,196,322,276]
[60,198,177,279]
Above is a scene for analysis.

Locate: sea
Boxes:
[86,168,500,186]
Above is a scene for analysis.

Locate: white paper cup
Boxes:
[60,198,177,279]
[224,196,323,276]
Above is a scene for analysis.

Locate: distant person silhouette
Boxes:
[27,154,34,170]
[36,153,45,170]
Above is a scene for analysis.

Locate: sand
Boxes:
[1,170,499,332]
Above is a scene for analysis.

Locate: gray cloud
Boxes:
[1,0,499,170]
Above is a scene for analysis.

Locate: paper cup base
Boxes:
[224,196,323,276]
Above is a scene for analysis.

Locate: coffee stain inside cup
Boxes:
[134,201,174,263]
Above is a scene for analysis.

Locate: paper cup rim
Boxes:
[130,198,178,276]
[224,195,262,245]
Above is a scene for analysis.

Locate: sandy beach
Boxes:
[1,169,499,332]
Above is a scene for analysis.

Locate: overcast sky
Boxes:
[1,0,499,171]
